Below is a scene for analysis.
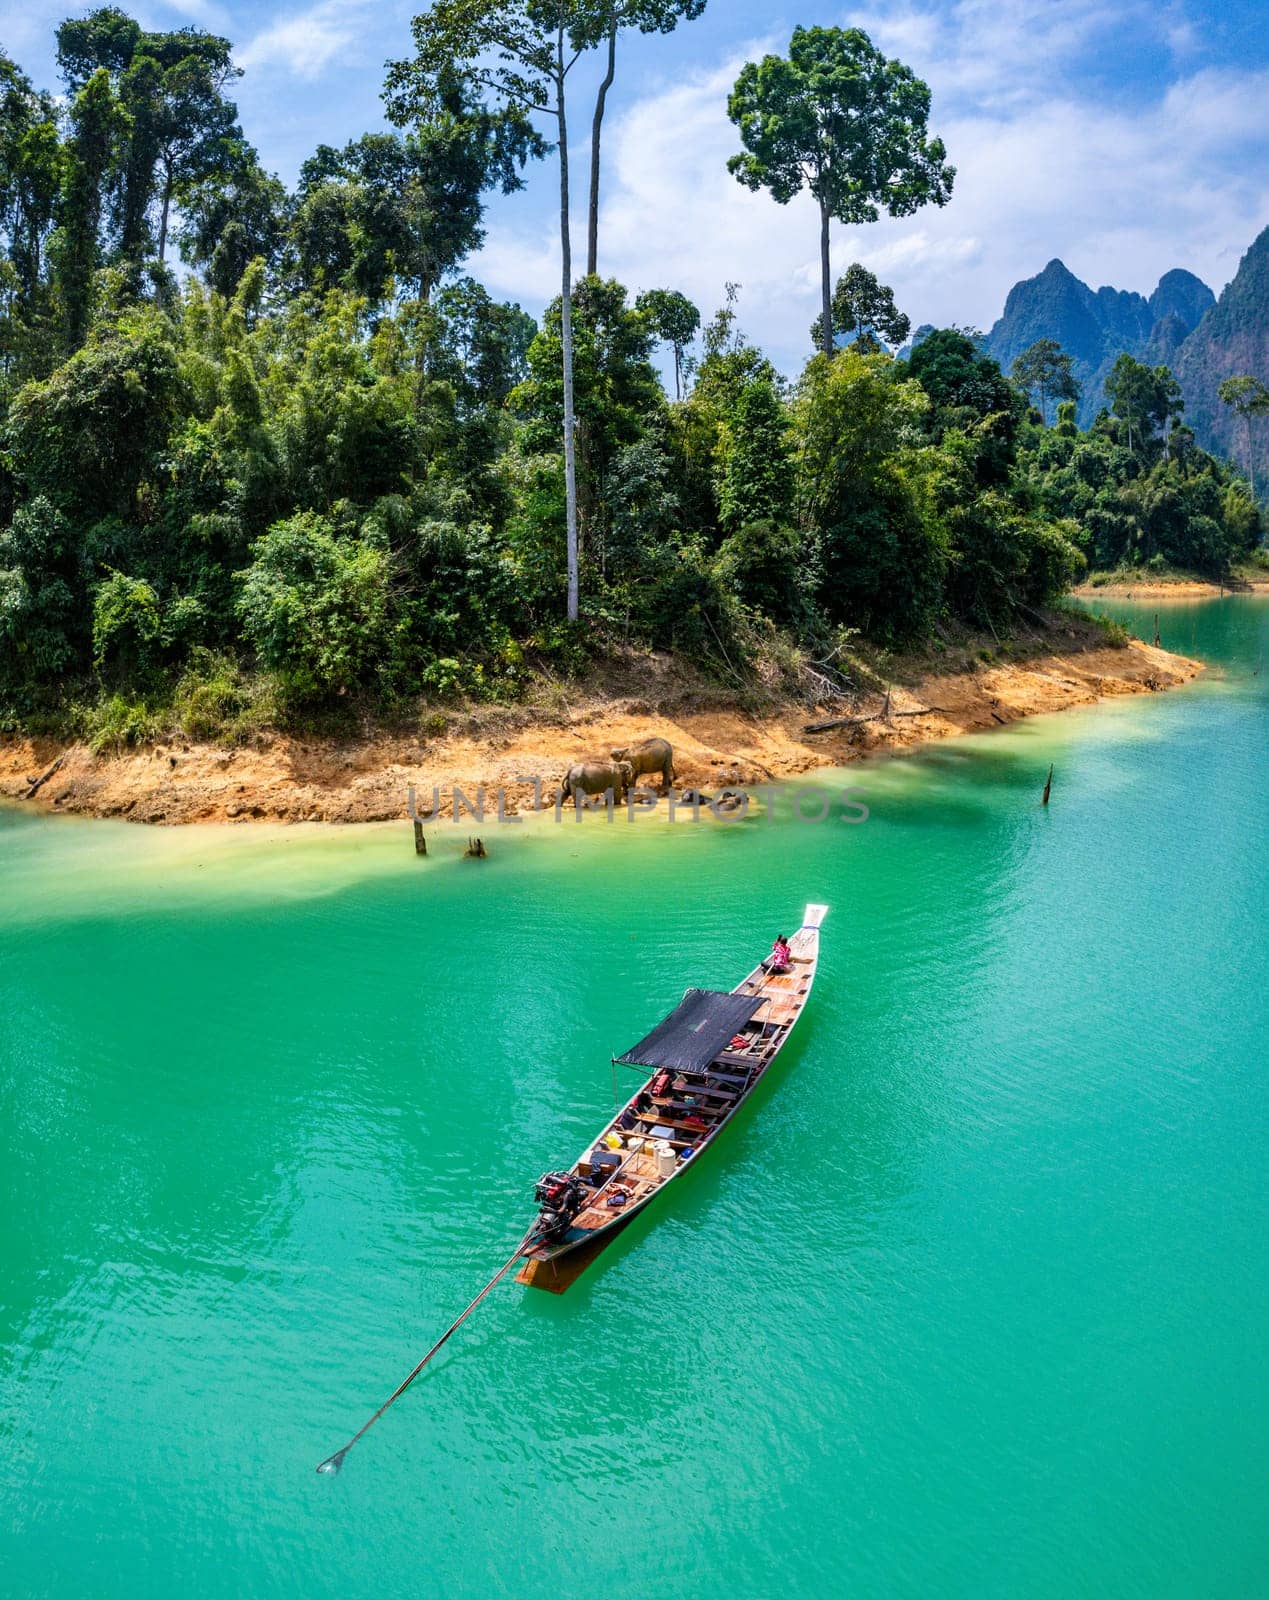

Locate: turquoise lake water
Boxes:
[2,598,1266,1598]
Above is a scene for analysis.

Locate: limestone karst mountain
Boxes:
[964,229,1266,492]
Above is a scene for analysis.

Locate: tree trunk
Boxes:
[673,343,681,402]
[557,48,580,623]
[819,197,833,358]
[586,19,617,279]
[1245,414,1255,500]
[158,165,172,266]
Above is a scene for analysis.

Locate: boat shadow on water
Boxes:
[515,1009,826,1312]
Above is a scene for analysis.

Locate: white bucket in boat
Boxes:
[653,1141,677,1178]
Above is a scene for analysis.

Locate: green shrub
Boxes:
[92,570,162,676]
[0,497,82,683]
[1059,601,1130,647]
[1091,613,1130,647]
[420,657,465,697]
[236,512,391,697]
[87,692,163,755]
[173,651,278,742]
[715,520,810,626]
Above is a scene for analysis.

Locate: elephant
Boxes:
[561,758,634,806]
[611,736,675,791]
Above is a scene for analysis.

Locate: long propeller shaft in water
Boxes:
[315,1235,533,1474]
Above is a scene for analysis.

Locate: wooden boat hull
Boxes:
[520,905,827,1286]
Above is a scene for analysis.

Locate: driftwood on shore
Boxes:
[803,704,953,735]
[24,753,67,799]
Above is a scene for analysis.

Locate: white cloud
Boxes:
[851,0,1108,110]
[159,0,231,25]
[236,0,370,81]
[471,9,1269,374]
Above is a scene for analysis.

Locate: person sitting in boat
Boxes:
[766,935,792,974]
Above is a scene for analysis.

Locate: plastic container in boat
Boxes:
[604,1131,623,1151]
[653,1141,677,1178]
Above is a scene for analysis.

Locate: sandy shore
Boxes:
[1,625,1201,826]
[1074,578,1269,599]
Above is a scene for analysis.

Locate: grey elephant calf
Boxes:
[561,758,634,805]
[611,736,674,790]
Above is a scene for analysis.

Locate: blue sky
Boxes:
[3,0,1267,371]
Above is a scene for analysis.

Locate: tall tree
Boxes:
[0,57,62,308]
[583,0,706,277]
[727,27,953,361]
[54,6,140,89]
[811,261,909,353]
[1218,375,1269,500]
[299,83,543,306]
[56,9,243,270]
[0,55,63,382]
[178,143,288,296]
[388,1,608,622]
[1010,337,1079,425]
[431,276,537,411]
[636,286,699,399]
[49,69,122,349]
[1105,354,1183,457]
[514,275,662,579]
[904,327,1021,485]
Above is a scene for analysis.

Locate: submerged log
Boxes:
[413,820,427,856]
[464,836,487,858]
[1042,764,1054,806]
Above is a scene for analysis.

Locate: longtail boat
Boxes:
[315,904,826,1472]
[519,903,828,1284]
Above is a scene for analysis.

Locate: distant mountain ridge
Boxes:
[972,227,1268,491]
[982,259,1214,427]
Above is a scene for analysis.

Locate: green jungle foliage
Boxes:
[0,11,1262,735]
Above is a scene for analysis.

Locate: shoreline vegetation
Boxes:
[1,12,1261,831]
[1,609,1201,825]
[1074,562,1269,599]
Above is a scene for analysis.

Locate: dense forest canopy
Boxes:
[0,8,1262,741]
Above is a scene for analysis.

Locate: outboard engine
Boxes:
[533,1172,586,1241]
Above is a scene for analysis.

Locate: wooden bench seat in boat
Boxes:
[652,1094,723,1120]
[671,1065,747,1088]
[642,1108,716,1134]
[713,1050,770,1071]
[669,1079,737,1101]
[648,1107,720,1131]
